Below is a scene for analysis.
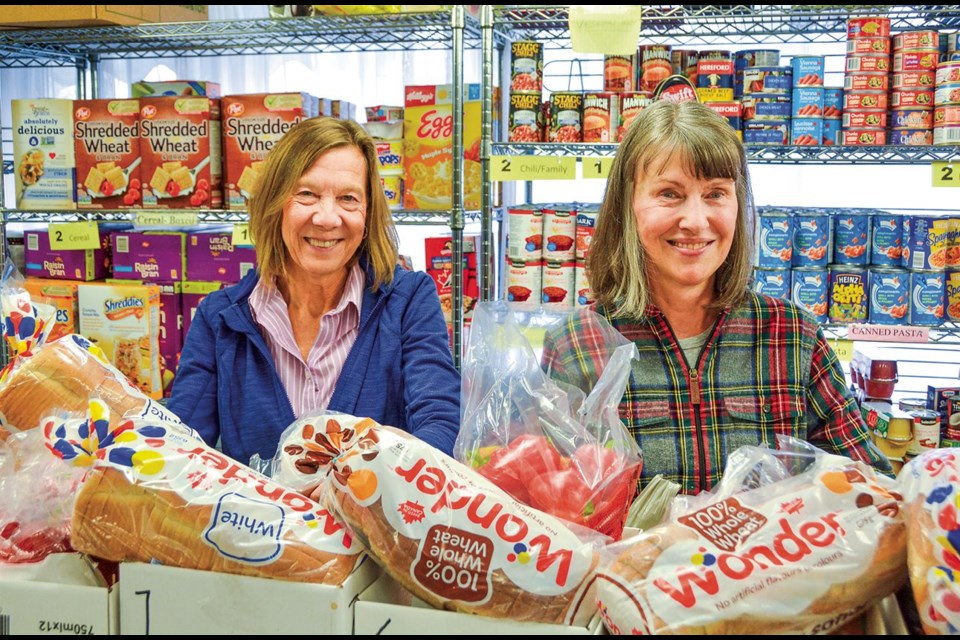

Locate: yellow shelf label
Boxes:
[491,155,577,181]
[48,222,100,250]
[933,161,960,187]
[831,339,854,363]
[232,223,254,247]
[581,157,613,179]
[134,211,201,227]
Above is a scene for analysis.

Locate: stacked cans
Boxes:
[790,56,826,145]
[602,54,655,142]
[892,30,938,145]
[737,51,793,146]
[843,16,891,145]
[696,50,742,138]
[508,41,544,142]
[934,59,960,144]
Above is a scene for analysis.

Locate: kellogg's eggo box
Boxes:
[74,99,141,209]
[221,93,318,210]
[139,97,222,209]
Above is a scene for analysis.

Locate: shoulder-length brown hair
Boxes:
[248,116,399,290]
[588,100,755,317]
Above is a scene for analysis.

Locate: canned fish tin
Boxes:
[846,54,890,73]
[506,205,544,262]
[510,41,543,92]
[744,120,789,146]
[638,44,673,94]
[871,213,904,266]
[894,30,939,51]
[841,129,887,145]
[936,60,960,85]
[792,87,824,117]
[934,105,960,126]
[753,268,791,300]
[548,92,583,143]
[828,266,869,323]
[790,118,823,146]
[617,92,653,141]
[505,259,542,308]
[542,259,576,310]
[843,110,887,129]
[890,129,933,147]
[793,210,831,266]
[843,90,888,110]
[848,17,890,39]
[893,50,939,73]
[909,270,945,326]
[847,37,892,55]
[834,211,871,265]
[574,259,594,308]
[892,70,936,89]
[899,398,927,413]
[582,92,617,143]
[934,125,960,145]
[735,49,779,70]
[891,88,935,109]
[948,270,960,321]
[823,88,843,118]
[908,216,950,271]
[742,93,791,120]
[542,206,576,261]
[793,56,825,87]
[947,32,960,53]
[755,210,794,267]
[508,92,543,143]
[604,54,635,92]
[844,73,889,92]
[869,267,910,325]
[742,66,792,94]
[823,118,841,145]
[908,410,941,455]
[792,267,829,323]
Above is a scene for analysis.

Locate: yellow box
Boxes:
[23,278,80,342]
[0,6,206,28]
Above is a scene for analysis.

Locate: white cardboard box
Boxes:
[119,556,378,634]
[0,553,118,635]
[353,573,604,635]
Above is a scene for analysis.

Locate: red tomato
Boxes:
[476,434,565,504]
[571,443,624,486]
[528,469,594,524]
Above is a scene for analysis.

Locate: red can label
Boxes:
[604,55,635,92]
[894,50,939,72]
[847,17,890,39]
[846,54,890,73]
[582,92,617,143]
[841,129,887,145]
[843,110,887,129]
[935,105,960,127]
[847,37,891,55]
[892,70,936,89]
[638,44,672,93]
[893,30,938,51]
[844,72,889,92]
[891,89,935,109]
[843,90,888,111]
[617,92,653,141]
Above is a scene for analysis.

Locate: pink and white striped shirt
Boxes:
[248,264,364,418]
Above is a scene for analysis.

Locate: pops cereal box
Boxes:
[78,281,163,399]
[186,231,257,283]
[221,93,317,210]
[12,98,76,210]
[139,96,222,209]
[73,98,142,209]
[23,278,79,342]
[111,231,186,282]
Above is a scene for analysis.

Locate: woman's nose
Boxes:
[678,197,710,231]
[310,197,340,227]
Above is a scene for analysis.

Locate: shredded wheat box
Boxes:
[186,231,256,283]
[111,231,186,282]
[221,93,317,210]
[24,227,112,281]
[73,98,141,209]
[23,278,80,342]
[139,96,222,209]
[78,281,163,399]
[11,99,76,210]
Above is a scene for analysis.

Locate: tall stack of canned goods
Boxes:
[696,50,743,139]
[790,56,827,145]
[736,50,791,146]
[934,56,960,144]
[891,29,939,145]
[753,208,954,327]
[508,41,544,142]
[843,16,891,145]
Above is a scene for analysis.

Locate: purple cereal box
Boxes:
[157,281,183,398]
[181,280,223,340]
[186,231,257,283]
[24,227,112,281]
[111,231,186,282]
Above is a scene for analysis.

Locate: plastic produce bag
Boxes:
[596,436,907,635]
[456,302,642,540]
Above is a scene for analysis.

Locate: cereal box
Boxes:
[221,93,317,210]
[111,231,186,282]
[139,97,222,209]
[181,280,223,340]
[157,281,182,397]
[78,281,163,399]
[24,226,112,281]
[12,98,76,210]
[131,81,221,98]
[186,231,257,283]
[23,278,79,342]
[73,98,141,209]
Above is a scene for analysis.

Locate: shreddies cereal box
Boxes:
[221,93,318,210]
[186,231,257,283]
[12,99,75,210]
[78,281,163,399]
[139,96,222,209]
[74,98,141,209]
[23,278,79,342]
[111,231,186,282]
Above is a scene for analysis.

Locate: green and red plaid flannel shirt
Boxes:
[541,292,892,495]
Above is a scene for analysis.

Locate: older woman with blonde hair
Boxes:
[542,100,890,495]
[170,117,460,463]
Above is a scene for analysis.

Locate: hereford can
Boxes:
[828,265,868,324]
[510,41,543,93]
[755,209,793,268]
[793,210,831,267]
[696,59,735,103]
[604,54,636,92]
[841,129,887,145]
[871,212,904,267]
[892,70,936,89]
[506,205,544,262]
[833,211,871,265]
[542,206,577,261]
[548,92,583,143]
[847,37,891,55]
[843,90,888,110]
[869,267,910,325]
[541,259,576,310]
[617,92,653,141]
[907,410,941,455]
[891,88,935,109]
[846,54,890,73]
[894,30,939,51]
[893,50,939,73]
[753,268,791,300]
[909,270,945,326]
[582,92,617,143]
[792,267,829,323]
[638,44,673,94]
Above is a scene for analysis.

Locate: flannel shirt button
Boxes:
[762,403,771,413]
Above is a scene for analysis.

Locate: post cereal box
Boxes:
[221,93,318,210]
[139,97,222,209]
[74,98,141,209]
[78,281,163,399]
[186,231,257,283]
[403,84,497,211]
[24,227,112,281]
[111,231,186,282]
[23,278,79,342]
[12,99,75,210]
[156,281,182,397]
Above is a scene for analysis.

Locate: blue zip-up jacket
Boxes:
[167,258,461,465]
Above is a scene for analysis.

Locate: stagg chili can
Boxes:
[793,209,831,267]
[871,212,904,266]
[869,267,910,325]
[909,270,945,326]
[907,409,941,455]
[829,265,868,324]
[792,267,829,323]
[638,44,672,94]
[510,40,543,93]
[755,209,793,267]
[582,92,617,143]
[548,92,583,143]
[833,211,871,265]
[508,92,543,143]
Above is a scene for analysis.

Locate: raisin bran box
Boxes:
[111,231,186,282]
[139,97,222,209]
[74,98,142,209]
[221,93,317,210]
[186,231,256,283]
[157,280,182,397]
[24,226,112,281]
[23,278,79,342]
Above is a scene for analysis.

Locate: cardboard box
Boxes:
[0,553,117,634]
[0,5,206,28]
[119,557,379,634]
[354,573,603,635]
[23,277,80,341]
[157,281,183,397]
[74,98,141,209]
[132,80,221,98]
[12,99,76,210]
[186,231,257,283]
[927,385,960,421]
[111,230,186,282]
[24,227,112,281]
[181,280,223,339]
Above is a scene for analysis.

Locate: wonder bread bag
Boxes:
[596,436,907,635]
[899,448,960,635]
[48,399,362,584]
[299,412,603,624]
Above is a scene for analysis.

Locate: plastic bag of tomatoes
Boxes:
[456,302,642,540]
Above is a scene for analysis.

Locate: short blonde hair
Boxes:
[248,117,399,290]
[588,100,755,317]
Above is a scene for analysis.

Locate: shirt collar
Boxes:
[249,263,365,323]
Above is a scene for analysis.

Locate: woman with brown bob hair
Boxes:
[542,100,890,495]
[170,117,461,464]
